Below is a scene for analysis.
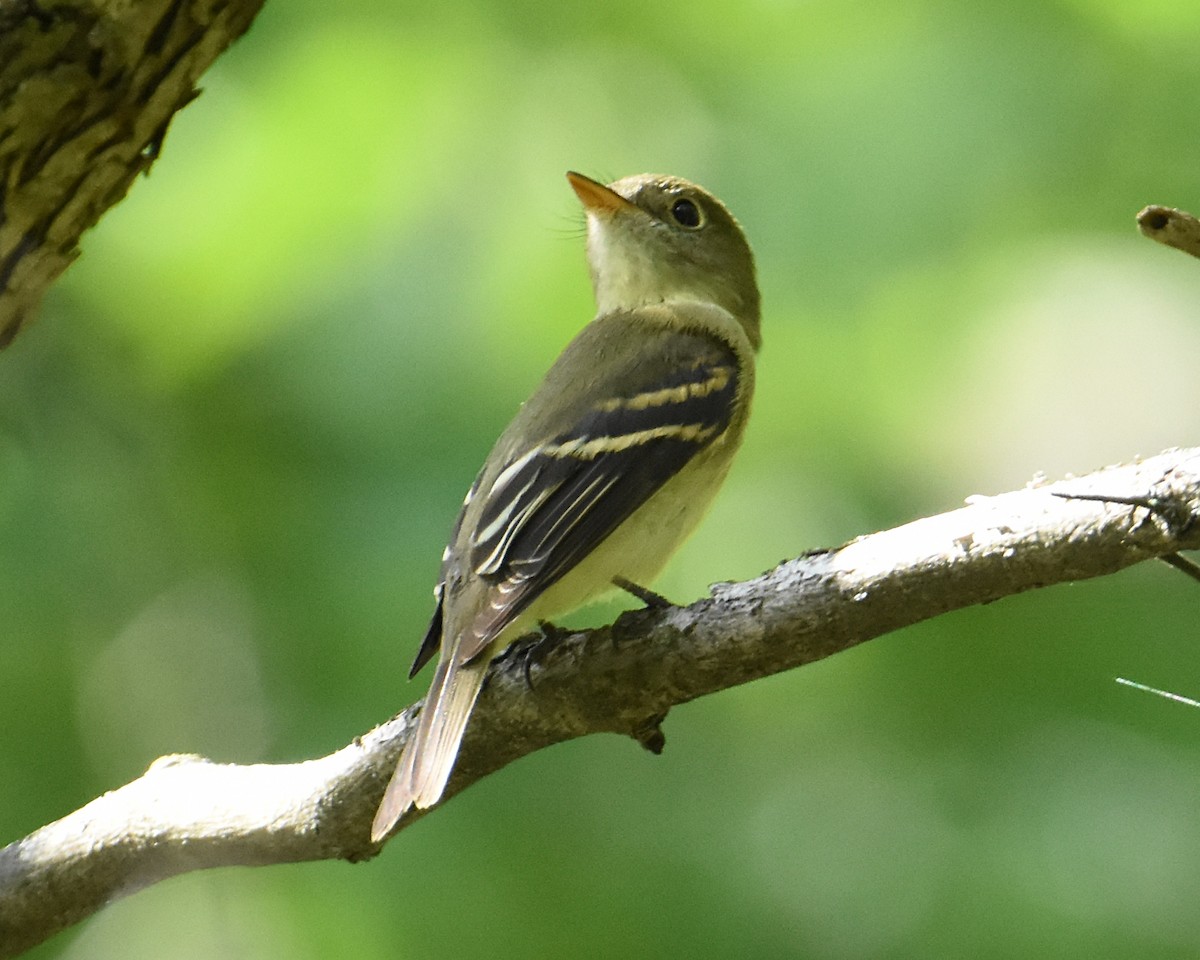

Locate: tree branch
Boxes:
[3,447,1199,956]
[0,0,265,348]
[1137,204,1200,260]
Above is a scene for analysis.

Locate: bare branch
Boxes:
[3,447,1199,956]
[0,0,265,348]
[1137,205,1200,260]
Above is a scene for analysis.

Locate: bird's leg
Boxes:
[612,575,673,610]
[515,620,572,691]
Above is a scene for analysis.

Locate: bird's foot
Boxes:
[612,575,672,610]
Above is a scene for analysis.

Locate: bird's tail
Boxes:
[371,651,489,841]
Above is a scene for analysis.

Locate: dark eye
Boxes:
[670,197,704,229]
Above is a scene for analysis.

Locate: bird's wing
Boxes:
[449,315,741,663]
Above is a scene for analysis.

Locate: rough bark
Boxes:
[0,0,265,347]
[3,447,1199,957]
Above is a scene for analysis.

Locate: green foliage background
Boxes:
[4,1,1200,956]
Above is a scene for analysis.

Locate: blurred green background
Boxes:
[4,0,1200,957]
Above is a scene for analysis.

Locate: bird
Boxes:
[371,170,761,842]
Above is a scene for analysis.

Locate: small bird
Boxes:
[371,171,761,841]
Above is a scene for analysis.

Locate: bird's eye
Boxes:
[669,197,704,229]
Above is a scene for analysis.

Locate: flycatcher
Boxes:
[372,171,761,841]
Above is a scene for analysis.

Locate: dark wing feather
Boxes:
[407,586,444,678]
[502,403,718,584]
[452,338,739,661]
[407,468,484,677]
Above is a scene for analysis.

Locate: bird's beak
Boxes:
[567,171,638,216]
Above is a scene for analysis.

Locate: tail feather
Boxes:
[371,652,489,841]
